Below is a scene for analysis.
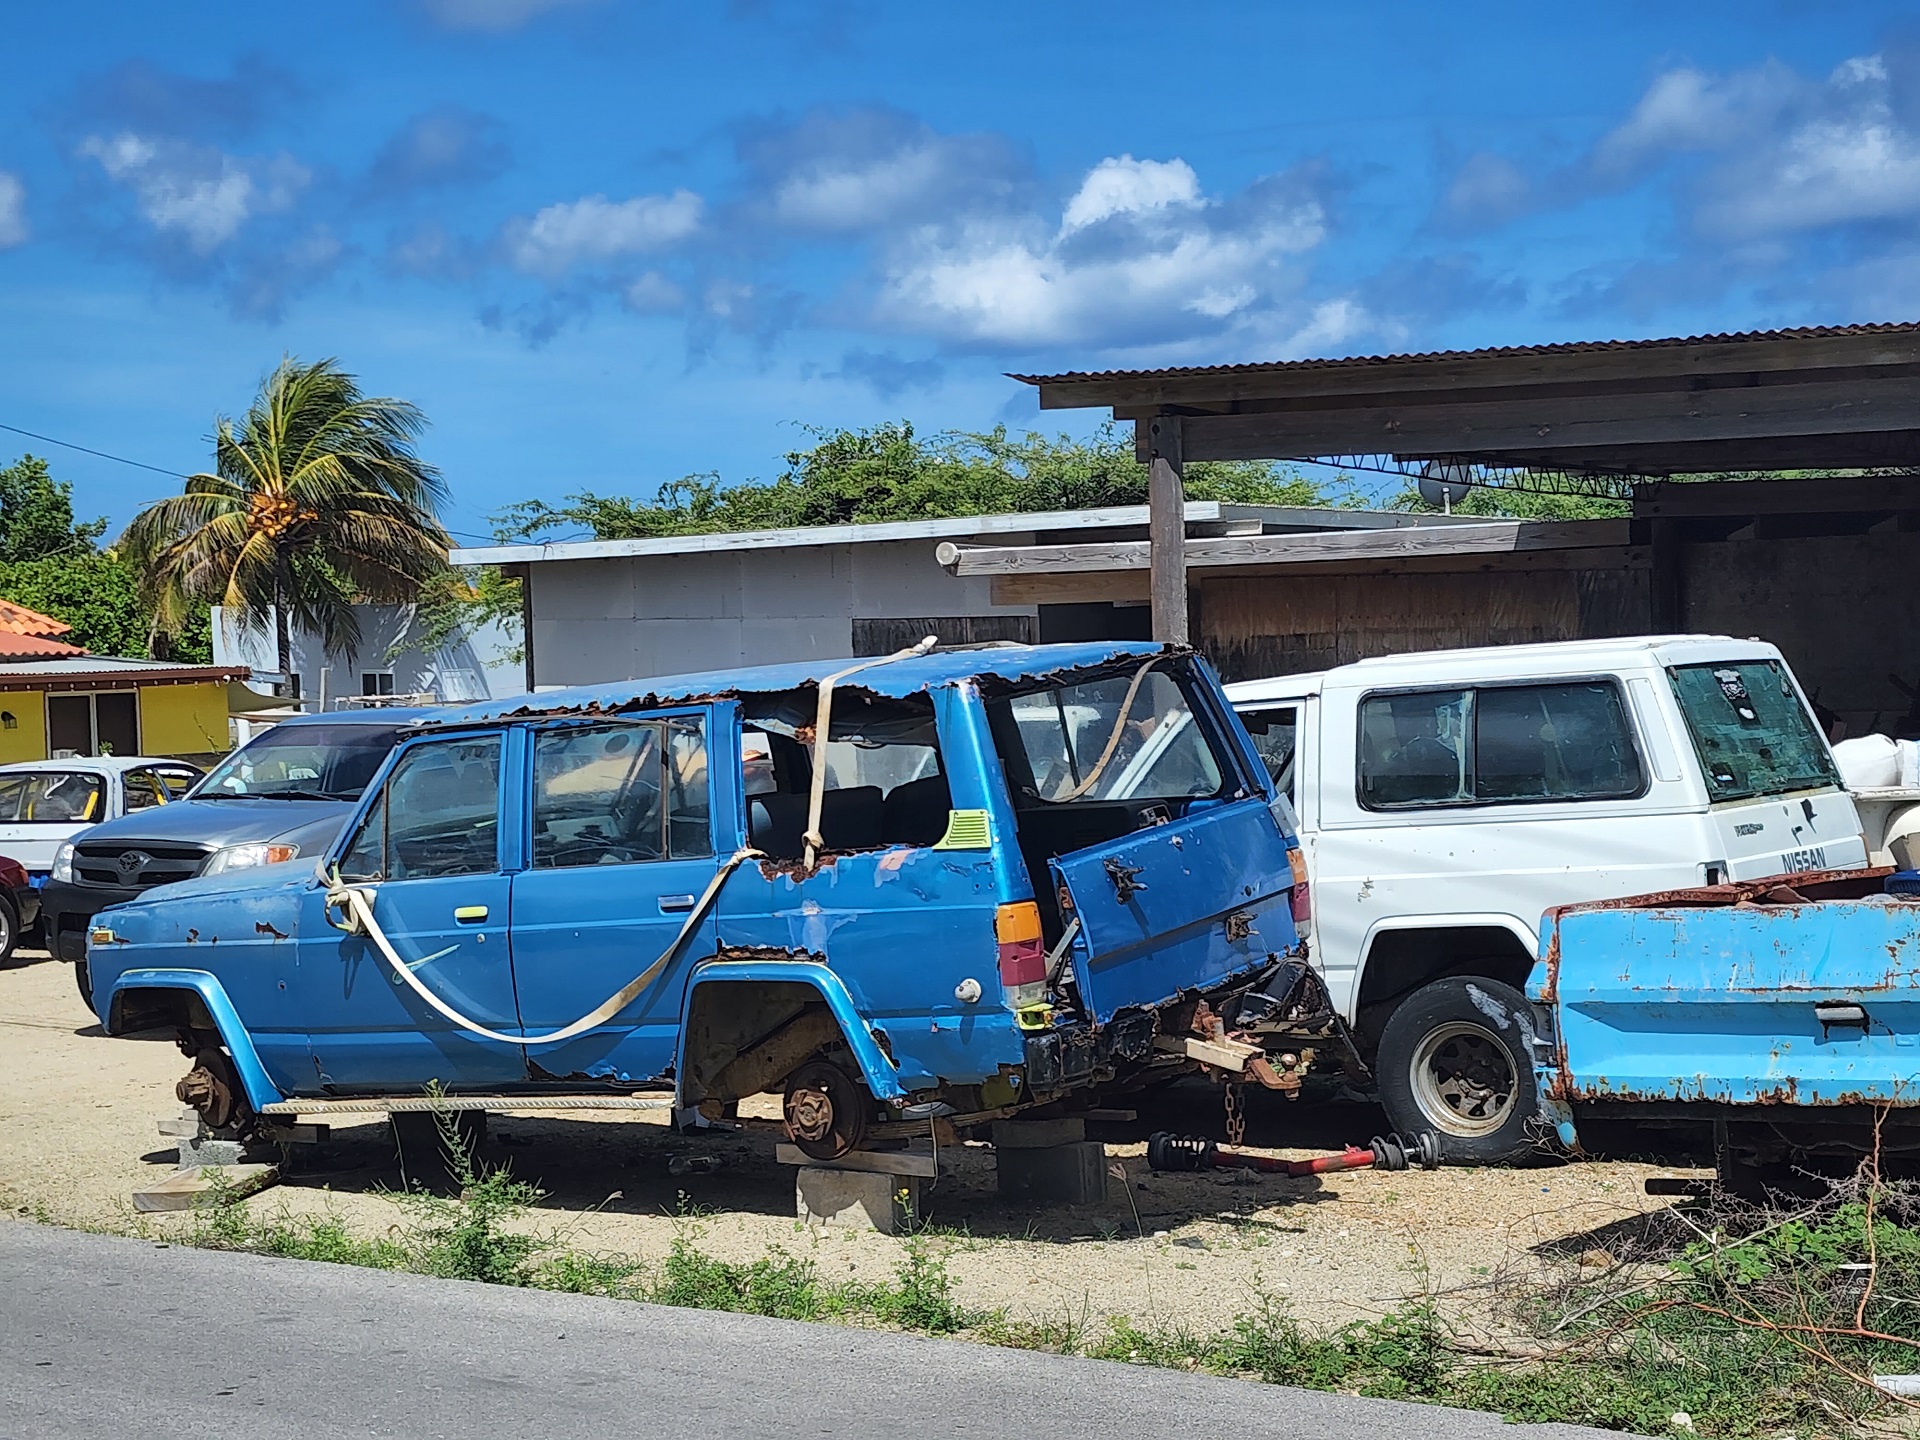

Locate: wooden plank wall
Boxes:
[1197,566,1652,681]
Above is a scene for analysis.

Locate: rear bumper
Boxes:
[42,878,142,962]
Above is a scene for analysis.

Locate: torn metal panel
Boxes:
[423,641,1179,727]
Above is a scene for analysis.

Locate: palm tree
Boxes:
[123,357,452,683]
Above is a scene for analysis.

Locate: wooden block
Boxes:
[1083,1108,1138,1123]
[133,1163,279,1214]
[774,1143,936,1177]
[1155,1033,1261,1071]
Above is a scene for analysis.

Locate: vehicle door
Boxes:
[1002,663,1297,1024]
[507,713,723,1084]
[0,769,105,873]
[1235,698,1316,951]
[297,730,526,1089]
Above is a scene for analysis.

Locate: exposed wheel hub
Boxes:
[783,1060,867,1161]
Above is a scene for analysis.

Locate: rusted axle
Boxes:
[1146,1130,1440,1176]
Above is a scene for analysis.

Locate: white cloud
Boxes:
[874,156,1328,351]
[505,191,703,276]
[623,270,684,312]
[1703,116,1920,234]
[418,0,598,31]
[1060,155,1201,231]
[0,173,27,248]
[79,132,307,253]
[774,144,964,232]
[1435,152,1533,232]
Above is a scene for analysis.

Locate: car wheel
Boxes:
[1376,976,1540,1165]
[783,1060,870,1161]
[0,893,17,964]
[75,956,93,1009]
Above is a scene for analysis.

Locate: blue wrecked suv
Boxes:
[89,643,1308,1157]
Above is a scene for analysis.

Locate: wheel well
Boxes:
[107,986,217,1039]
[679,980,850,1106]
[1352,926,1534,1052]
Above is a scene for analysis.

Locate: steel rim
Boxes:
[1408,1020,1516,1137]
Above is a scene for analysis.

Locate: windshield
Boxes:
[1668,660,1840,803]
[195,723,408,801]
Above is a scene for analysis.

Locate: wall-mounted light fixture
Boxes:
[1,711,17,730]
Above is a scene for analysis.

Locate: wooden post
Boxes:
[1649,519,1682,631]
[1147,416,1187,644]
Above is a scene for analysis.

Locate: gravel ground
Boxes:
[0,949,1708,1336]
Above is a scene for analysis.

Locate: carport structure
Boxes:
[956,324,1920,732]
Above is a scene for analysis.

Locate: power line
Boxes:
[0,419,499,542]
[0,421,189,479]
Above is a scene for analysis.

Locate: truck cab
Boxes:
[90,644,1304,1157]
[1227,634,1866,1162]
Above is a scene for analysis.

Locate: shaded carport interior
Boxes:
[985,323,1920,735]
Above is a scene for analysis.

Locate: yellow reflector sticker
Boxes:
[89,928,115,945]
[932,808,991,850]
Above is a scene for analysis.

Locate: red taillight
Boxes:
[995,901,1046,987]
[1287,847,1311,925]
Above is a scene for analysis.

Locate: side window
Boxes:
[339,736,501,881]
[1475,682,1643,802]
[1238,706,1298,804]
[123,772,166,811]
[740,694,947,856]
[1359,682,1645,810]
[532,718,712,868]
[155,768,200,801]
[1359,690,1470,808]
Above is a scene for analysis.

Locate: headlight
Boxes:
[51,840,74,883]
[203,841,300,876]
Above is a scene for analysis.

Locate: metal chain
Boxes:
[1223,1082,1246,1148]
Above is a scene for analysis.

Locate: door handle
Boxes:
[453,906,489,924]
[659,894,696,914]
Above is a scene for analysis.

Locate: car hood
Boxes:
[75,797,352,848]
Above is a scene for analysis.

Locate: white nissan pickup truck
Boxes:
[1224,634,1868,1163]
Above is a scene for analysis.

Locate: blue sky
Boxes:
[1,1,1916,539]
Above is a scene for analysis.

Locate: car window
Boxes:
[0,771,104,824]
[154,768,200,800]
[1006,668,1224,804]
[1667,660,1840,803]
[1475,683,1643,803]
[198,723,406,800]
[1359,690,1471,807]
[532,719,712,869]
[1359,682,1644,809]
[123,772,168,812]
[1238,706,1298,805]
[339,736,501,882]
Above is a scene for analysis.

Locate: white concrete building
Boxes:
[212,603,521,709]
[452,503,1468,689]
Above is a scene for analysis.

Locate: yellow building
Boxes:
[0,602,251,763]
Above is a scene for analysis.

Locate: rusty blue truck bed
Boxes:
[1529,869,1920,1183]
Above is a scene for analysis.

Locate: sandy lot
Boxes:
[0,949,1705,1335]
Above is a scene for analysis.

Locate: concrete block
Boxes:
[996,1140,1109,1206]
[796,1166,923,1234]
[992,1117,1086,1149]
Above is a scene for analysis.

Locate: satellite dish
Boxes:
[1417,461,1473,512]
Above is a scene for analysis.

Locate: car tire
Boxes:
[0,893,17,965]
[1376,975,1540,1166]
[74,957,92,1009]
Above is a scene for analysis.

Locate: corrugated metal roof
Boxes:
[1010,321,1920,386]
[430,641,1171,725]
[0,657,248,678]
[454,500,1292,567]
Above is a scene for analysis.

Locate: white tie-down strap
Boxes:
[323,847,763,1047]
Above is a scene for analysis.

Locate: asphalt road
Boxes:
[3,1221,1632,1440]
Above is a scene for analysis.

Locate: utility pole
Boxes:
[1147,415,1187,644]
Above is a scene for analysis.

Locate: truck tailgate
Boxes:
[1539,874,1920,1106]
